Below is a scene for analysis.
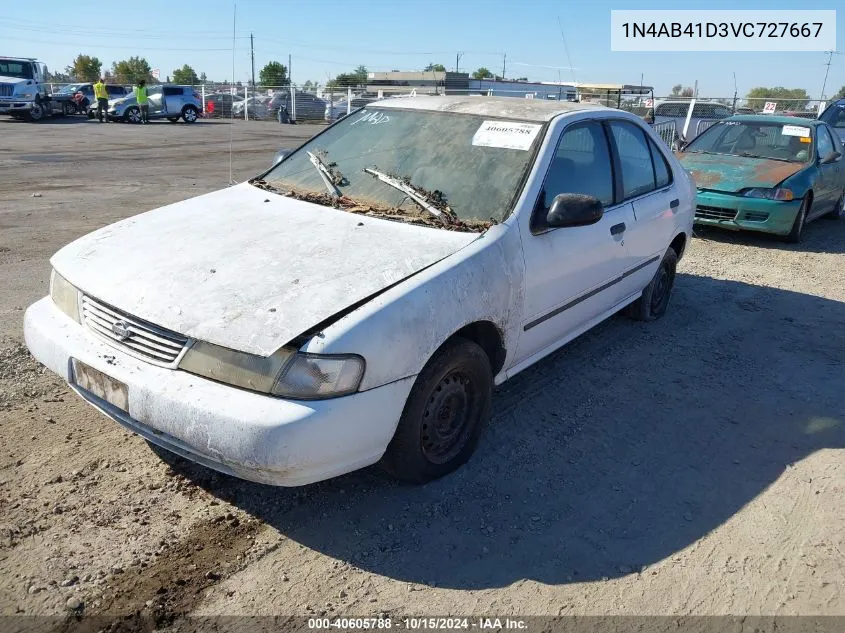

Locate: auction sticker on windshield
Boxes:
[472,121,542,151]
[782,125,811,138]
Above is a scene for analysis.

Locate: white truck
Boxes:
[0,57,52,121]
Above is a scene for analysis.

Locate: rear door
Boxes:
[162,86,184,116]
[605,119,676,299]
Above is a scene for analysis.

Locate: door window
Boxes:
[817,126,834,159]
[649,138,672,188]
[608,120,657,200]
[163,87,182,96]
[536,121,615,221]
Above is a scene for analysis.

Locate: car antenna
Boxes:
[228,2,237,186]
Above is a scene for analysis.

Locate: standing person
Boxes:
[93,77,109,123]
[135,79,149,124]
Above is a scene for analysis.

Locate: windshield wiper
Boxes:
[307,151,342,197]
[362,167,451,225]
[738,152,795,162]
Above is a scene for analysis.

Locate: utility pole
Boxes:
[288,53,292,87]
[250,33,255,89]
[501,53,506,80]
[455,52,463,73]
[732,71,738,113]
[820,50,836,101]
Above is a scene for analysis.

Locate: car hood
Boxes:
[0,75,30,86]
[677,152,805,192]
[51,183,480,356]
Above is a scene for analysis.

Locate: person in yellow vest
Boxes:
[135,80,149,124]
[93,78,109,123]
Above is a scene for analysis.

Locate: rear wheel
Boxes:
[784,198,809,243]
[381,338,492,484]
[823,190,844,220]
[626,248,678,322]
[181,105,198,123]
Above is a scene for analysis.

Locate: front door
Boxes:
[147,89,165,117]
[516,120,635,367]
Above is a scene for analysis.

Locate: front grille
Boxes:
[695,205,737,221]
[0,84,12,97]
[81,295,188,366]
[744,212,770,222]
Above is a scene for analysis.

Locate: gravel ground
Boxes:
[0,116,843,628]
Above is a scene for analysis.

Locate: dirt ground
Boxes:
[0,116,843,628]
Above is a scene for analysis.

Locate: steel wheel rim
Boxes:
[650,265,670,313]
[127,108,140,123]
[184,108,197,122]
[421,372,474,464]
[31,104,43,119]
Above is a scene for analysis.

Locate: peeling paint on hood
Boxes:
[677,152,805,192]
[51,183,480,356]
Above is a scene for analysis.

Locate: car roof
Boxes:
[727,114,822,126]
[375,95,607,122]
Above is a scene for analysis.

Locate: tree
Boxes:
[111,57,153,84]
[327,66,368,89]
[424,63,446,72]
[833,86,845,100]
[172,64,199,85]
[47,69,74,83]
[259,61,288,87]
[671,84,694,97]
[302,80,313,90]
[746,86,810,110]
[472,67,493,79]
[71,54,102,82]
[199,72,208,85]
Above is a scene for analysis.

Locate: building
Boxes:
[365,71,577,100]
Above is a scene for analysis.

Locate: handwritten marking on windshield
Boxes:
[352,111,390,126]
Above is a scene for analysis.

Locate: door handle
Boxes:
[670,198,680,209]
[610,222,626,236]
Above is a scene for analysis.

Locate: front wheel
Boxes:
[181,105,198,123]
[28,101,45,122]
[381,338,492,484]
[784,198,809,243]
[124,106,141,124]
[626,248,678,322]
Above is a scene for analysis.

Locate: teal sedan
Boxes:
[677,115,845,243]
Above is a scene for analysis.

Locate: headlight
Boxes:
[50,270,80,323]
[19,92,33,99]
[742,187,794,201]
[178,342,364,400]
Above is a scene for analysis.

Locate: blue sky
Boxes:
[1,0,842,97]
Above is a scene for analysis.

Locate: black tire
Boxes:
[28,100,45,122]
[784,197,809,243]
[61,101,73,116]
[87,110,95,120]
[626,248,678,322]
[181,105,198,123]
[124,106,141,124]
[167,116,180,123]
[381,338,493,484]
[823,191,844,220]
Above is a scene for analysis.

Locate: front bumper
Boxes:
[693,191,802,236]
[0,100,36,113]
[24,297,414,486]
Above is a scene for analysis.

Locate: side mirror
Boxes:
[546,193,604,228]
[820,151,841,164]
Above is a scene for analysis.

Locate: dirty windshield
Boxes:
[684,121,814,163]
[259,107,542,229]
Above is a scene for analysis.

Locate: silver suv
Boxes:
[108,85,203,123]
[653,100,733,143]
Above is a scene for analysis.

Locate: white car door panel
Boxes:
[516,119,635,364]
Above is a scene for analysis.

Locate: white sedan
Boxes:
[24,96,695,486]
